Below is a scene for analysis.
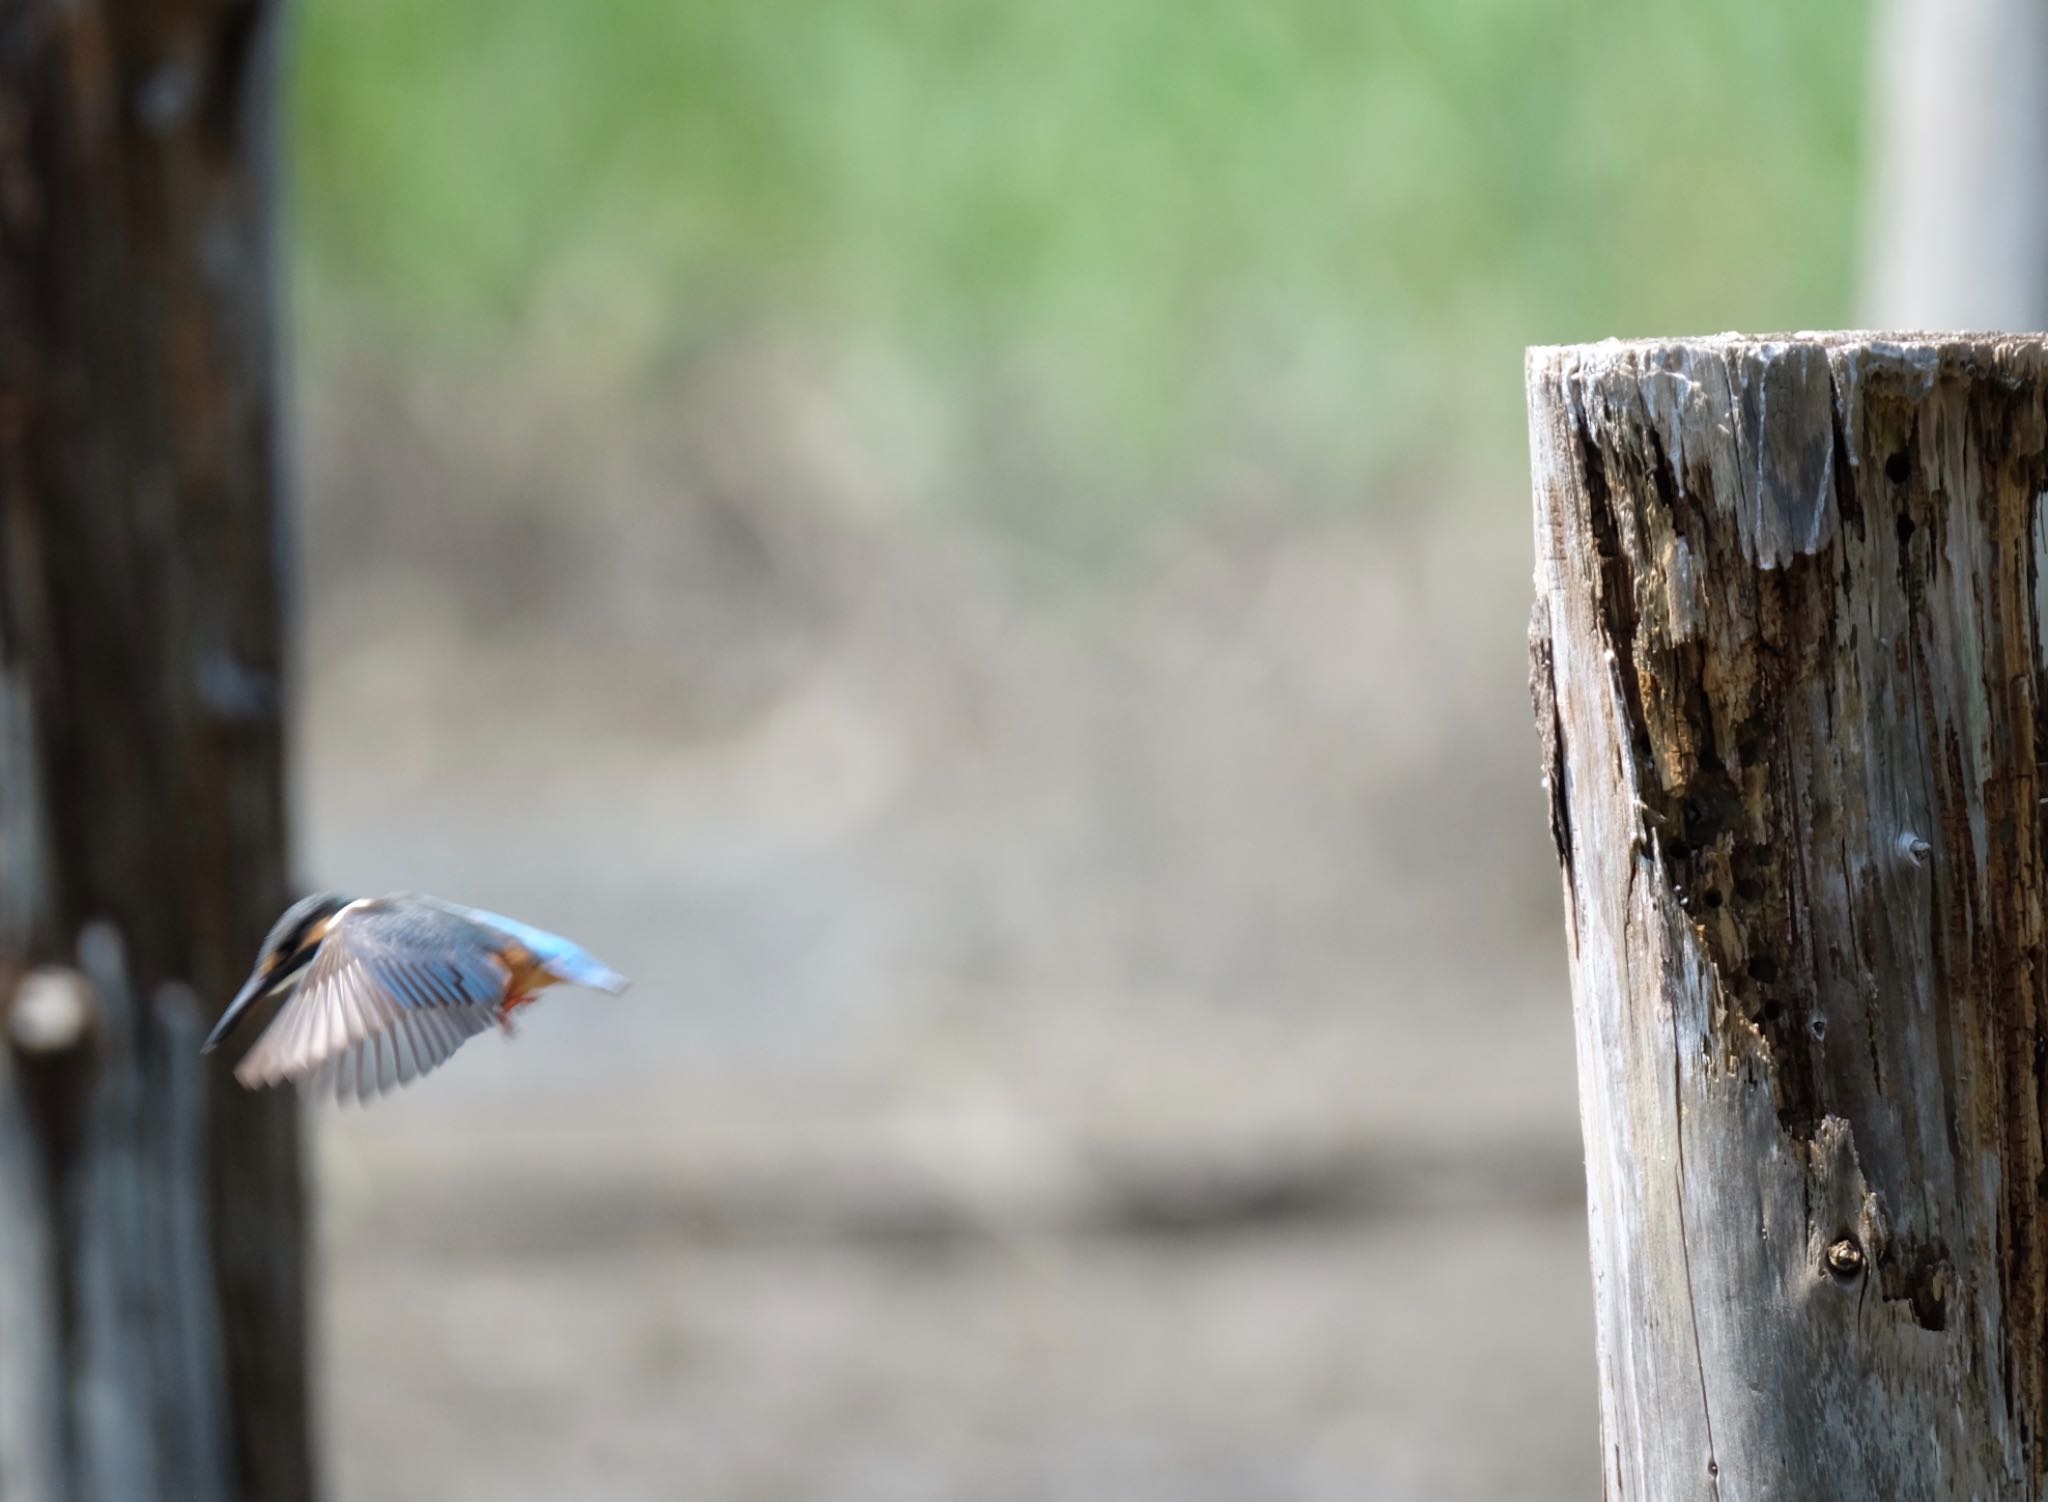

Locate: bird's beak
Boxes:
[202,966,276,1054]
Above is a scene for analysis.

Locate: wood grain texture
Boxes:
[1530,333,2048,1500]
[0,2,312,1499]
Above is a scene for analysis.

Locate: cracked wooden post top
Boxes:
[1528,332,2048,1500]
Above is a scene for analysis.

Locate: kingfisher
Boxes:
[203,891,629,1104]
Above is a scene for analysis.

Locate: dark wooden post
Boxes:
[1530,333,2048,1499]
[0,3,313,1500]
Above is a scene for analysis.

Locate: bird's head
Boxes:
[204,891,353,1053]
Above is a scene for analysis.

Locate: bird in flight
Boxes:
[204,892,628,1104]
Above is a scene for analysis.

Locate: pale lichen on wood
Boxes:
[1530,333,2048,1500]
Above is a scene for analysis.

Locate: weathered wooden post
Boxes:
[0,3,314,1500]
[1529,333,2048,1498]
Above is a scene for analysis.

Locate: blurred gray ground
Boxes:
[295,355,1595,1500]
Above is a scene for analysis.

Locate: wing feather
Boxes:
[233,898,511,1101]
[429,1008,463,1054]
[330,970,367,1057]
[401,1010,434,1067]
[392,1014,421,1084]
[349,1034,373,1106]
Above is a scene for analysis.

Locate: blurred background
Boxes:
[280,3,2019,1498]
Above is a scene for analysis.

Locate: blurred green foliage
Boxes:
[295,0,1868,521]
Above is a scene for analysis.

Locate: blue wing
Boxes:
[234,898,511,1104]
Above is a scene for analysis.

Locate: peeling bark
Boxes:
[1530,334,2048,1499]
[0,3,312,1501]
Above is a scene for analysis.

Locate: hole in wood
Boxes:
[1885,450,1912,484]
[1825,1236,1866,1282]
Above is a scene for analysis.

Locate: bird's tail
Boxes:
[545,949,630,994]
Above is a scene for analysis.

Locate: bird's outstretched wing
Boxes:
[234,898,512,1104]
